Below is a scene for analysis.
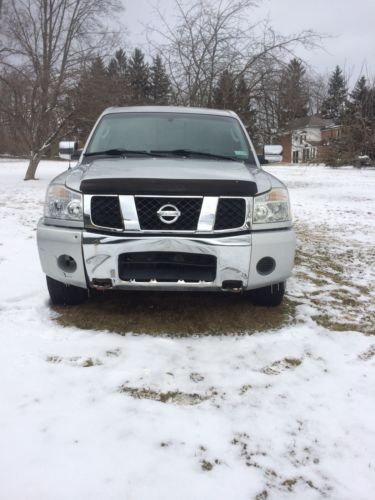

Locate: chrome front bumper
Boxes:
[37,221,295,291]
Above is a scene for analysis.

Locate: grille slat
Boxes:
[91,196,123,229]
[135,197,202,231]
[214,198,246,230]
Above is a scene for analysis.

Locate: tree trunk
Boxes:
[24,152,41,180]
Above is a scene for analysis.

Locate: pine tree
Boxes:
[149,55,171,104]
[70,56,112,140]
[321,66,347,123]
[350,76,370,117]
[213,70,237,109]
[128,48,150,105]
[107,49,129,105]
[107,49,127,78]
[278,58,309,128]
[214,71,258,143]
[347,76,375,158]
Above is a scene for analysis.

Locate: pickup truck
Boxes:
[37,106,295,306]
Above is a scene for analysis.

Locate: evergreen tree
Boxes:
[70,56,112,140]
[347,76,375,158]
[213,70,237,109]
[213,71,258,143]
[350,76,370,117]
[149,55,171,104]
[128,48,150,105]
[107,49,129,105]
[107,49,127,78]
[321,66,347,123]
[278,58,309,128]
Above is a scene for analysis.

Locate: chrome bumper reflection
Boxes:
[37,221,295,291]
[82,232,252,290]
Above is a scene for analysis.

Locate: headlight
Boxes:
[253,187,291,224]
[44,184,83,221]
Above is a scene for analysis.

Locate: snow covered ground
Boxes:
[0,159,374,500]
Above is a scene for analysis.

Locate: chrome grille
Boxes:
[214,198,246,230]
[135,197,203,231]
[91,196,123,229]
[87,195,248,232]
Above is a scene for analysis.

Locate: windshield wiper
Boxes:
[150,149,240,162]
[84,149,166,158]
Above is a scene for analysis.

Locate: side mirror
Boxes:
[257,154,269,165]
[59,141,78,160]
[264,145,283,163]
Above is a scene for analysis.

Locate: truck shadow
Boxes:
[52,291,296,336]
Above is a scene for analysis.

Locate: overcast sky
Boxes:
[123,0,375,84]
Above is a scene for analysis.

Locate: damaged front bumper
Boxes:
[37,221,295,292]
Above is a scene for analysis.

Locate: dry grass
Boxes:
[54,291,296,336]
[358,345,375,360]
[118,385,209,405]
[260,357,303,375]
[292,222,375,335]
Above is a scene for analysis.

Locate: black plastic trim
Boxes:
[118,252,217,282]
[80,178,258,196]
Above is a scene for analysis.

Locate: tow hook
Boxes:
[221,280,243,293]
[92,278,113,290]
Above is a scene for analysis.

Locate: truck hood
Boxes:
[65,157,272,196]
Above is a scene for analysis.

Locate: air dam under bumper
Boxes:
[37,221,295,291]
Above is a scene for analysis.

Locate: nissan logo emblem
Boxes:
[157,204,181,224]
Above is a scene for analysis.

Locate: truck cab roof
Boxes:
[101,105,239,119]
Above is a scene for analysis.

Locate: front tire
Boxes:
[250,282,285,307]
[46,276,88,306]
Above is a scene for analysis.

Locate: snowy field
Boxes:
[0,159,375,500]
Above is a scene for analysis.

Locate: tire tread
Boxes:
[46,276,88,306]
[250,282,285,307]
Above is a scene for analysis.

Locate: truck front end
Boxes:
[37,107,295,306]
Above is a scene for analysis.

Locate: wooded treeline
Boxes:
[0,0,374,178]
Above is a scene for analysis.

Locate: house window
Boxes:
[303,148,310,162]
[292,151,299,163]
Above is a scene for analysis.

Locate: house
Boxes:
[276,115,342,163]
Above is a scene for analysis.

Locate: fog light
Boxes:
[57,254,77,273]
[256,257,276,275]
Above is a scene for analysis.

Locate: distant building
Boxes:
[276,115,342,163]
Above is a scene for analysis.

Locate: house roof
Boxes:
[284,115,335,131]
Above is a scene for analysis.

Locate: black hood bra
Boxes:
[80,177,258,196]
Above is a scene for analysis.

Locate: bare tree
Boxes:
[0,0,123,180]
[149,0,322,109]
[306,72,328,115]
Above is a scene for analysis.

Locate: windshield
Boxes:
[86,112,255,163]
